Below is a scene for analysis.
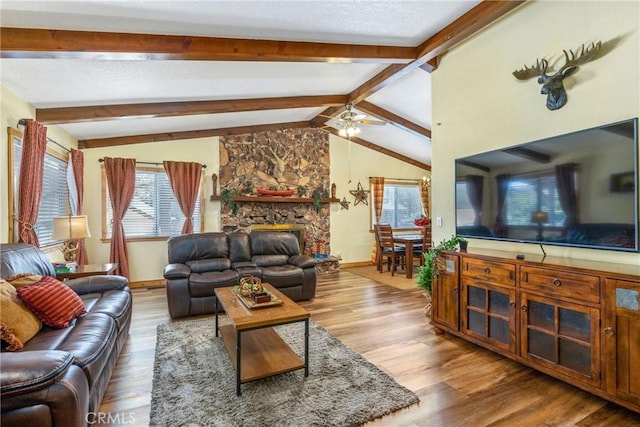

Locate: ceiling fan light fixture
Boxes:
[338,121,360,138]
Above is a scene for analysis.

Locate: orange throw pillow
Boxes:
[7,273,43,289]
[17,276,86,328]
[0,280,42,350]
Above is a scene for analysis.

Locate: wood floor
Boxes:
[99,270,640,426]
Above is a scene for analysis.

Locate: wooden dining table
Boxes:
[392,234,423,279]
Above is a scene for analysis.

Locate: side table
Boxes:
[56,263,118,280]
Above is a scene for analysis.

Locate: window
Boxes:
[9,129,70,246]
[103,167,202,239]
[372,181,424,229]
[504,172,566,227]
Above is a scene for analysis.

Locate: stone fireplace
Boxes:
[218,128,331,257]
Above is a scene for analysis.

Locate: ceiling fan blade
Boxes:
[339,111,367,122]
[358,119,387,126]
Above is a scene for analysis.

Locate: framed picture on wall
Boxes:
[610,171,635,193]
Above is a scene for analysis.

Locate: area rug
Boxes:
[346,264,419,290]
[150,317,419,427]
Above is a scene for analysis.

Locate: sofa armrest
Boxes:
[1,351,89,427]
[64,275,129,295]
[288,255,317,269]
[1,350,75,396]
[163,263,191,279]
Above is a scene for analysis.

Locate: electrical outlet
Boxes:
[436,217,442,226]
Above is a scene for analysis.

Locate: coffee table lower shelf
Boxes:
[218,324,305,384]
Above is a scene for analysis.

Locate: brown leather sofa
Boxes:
[0,243,132,427]
[163,231,317,318]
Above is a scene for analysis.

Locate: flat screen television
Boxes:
[455,118,639,252]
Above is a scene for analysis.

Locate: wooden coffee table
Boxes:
[214,283,310,396]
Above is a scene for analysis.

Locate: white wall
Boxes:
[431,0,640,266]
[329,134,428,263]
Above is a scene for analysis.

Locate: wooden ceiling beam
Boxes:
[314,1,523,132]
[356,101,431,139]
[38,95,348,124]
[0,27,415,63]
[414,1,524,63]
[321,128,430,170]
[309,106,345,128]
[419,58,438,73]
[346,0,525,104]
[78,121,311,149]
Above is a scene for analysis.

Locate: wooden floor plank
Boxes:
[98,271,640,426]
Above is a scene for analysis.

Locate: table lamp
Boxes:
[52,215,91,262]
[530,211,549,241]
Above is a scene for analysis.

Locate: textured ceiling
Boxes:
[0,0,488,166]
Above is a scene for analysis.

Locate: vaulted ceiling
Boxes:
[0,1,524,169]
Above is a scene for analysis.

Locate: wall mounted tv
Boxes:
[455,118,638,252]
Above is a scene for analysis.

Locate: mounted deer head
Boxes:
[513,42,602,110]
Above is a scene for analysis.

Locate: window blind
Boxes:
[12,139,70,246]
[372,182,423,229]
[105,169,201,238]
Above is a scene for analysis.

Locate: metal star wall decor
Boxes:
[340,196,350,210]
[349,181,369,206]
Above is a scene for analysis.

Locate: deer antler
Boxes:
[513,41,603,111]
[267,144,294,164]
[513,58,549,80]
[559,41,602,73]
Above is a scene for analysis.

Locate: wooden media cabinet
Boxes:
[431,248,640,413]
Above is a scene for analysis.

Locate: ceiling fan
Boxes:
[327,104,387,138]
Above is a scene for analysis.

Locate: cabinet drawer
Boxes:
[520,266,600,303]
[461,257,515,287]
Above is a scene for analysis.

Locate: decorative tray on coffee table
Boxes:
[234,276,283,309]
[235,292,283,309]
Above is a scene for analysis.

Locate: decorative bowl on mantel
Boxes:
[257,189,295,197]
[414,217,431,227]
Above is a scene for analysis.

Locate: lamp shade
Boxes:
[52,215,91,240]
[530,211,549,224]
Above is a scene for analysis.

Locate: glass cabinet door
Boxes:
[462,280,516,353]
[521,292,600,387]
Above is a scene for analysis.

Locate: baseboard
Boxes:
[340,261,375,269]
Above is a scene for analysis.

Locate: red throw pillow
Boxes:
[17,276,86,328]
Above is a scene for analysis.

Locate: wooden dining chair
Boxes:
[413,224,432,266]
[375,223,405,276]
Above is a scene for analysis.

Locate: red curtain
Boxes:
[104,157,136,278]
[369,177,385,263]
[70,149,89,264]
[163,161,202,234]
[17,119,47,246]
[370,177,385,222]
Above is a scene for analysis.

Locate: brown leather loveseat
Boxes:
[0,243,132,427]
[163,231,317,318]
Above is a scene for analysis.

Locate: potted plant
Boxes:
[416,235,467,317]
